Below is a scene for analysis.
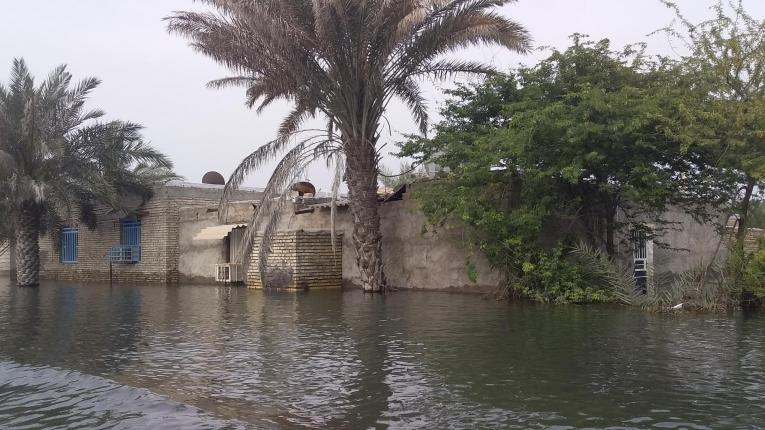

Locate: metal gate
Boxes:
[632,230,648,293]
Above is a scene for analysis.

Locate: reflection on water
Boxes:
[0,279,763,429]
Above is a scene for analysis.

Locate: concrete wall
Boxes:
[43,181,728,290]
[306,200,500,291]
[652,210,728,275]
[614,207,728,276]
[178,206,230,283]
[178,193,503,291]
[275,196,502,291]
[275,198,729,289]
[178,200,256,283]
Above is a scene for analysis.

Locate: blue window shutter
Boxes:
[60,227,79,263]
[120,220,142,261]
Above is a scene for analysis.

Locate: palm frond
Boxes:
[235,136,340,281]
[392,78,429,134]
[569,241,636,304]
[206,76,256,90]
[0,58,177,240]
[414,59,498,80]
[169,0,532,288]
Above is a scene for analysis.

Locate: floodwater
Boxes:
[0,280,763,429]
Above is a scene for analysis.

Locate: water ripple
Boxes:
[0,360,251,429]
[0,281,763,429]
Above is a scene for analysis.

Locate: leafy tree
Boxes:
[167,0,531,292]
[750,198,765,229]
[400,37,722,301]
[658,0,765,249]
[0,59,176,287]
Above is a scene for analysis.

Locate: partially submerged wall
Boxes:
[613,207,729,277]
[178,200,256,283]
[0,242,9,274]
[32,179,728,290]
[39,182,261,284]
[246,231,342,289]
[178,206,229,283]
[653,209,728,276]
[179,192,502,291]
[40,196,183,284]
[278,196,503,291]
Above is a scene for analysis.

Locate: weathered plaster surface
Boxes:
[652,209,728,275]
[279,197,503,291]
[29,180,731,290]
[178,207,228,283]
[178,191,503,290]
[614,207,729,277]
[178,201,256,283]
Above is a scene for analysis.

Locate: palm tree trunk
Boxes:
[345,146,387,293]
[9,237,17,281]
[14,203,41,287]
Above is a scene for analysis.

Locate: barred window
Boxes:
[60,226,79,263]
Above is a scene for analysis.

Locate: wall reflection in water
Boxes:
[0,279,764,429]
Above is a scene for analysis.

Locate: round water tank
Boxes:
[291,181,316,197]
[202,171,225,185]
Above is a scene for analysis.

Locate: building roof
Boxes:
[165,180,264,193]
[308,200,351,210]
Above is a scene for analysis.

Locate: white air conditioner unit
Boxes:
[215,263,244,283]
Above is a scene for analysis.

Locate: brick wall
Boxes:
[40,184,242,284]
[37,183,260,285]
[294,231,343,288]
[725,227,765,255]
[40,197,180,284]
[246,230,342,289]
[744,228,765,255]
[0,242,9,273]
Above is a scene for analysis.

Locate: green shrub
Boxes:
[743,244,765,303]
[569,242,738,312]
[511,246,621,304]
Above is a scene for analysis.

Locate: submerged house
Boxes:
[31,173,347,289]
[37,175,263,284]
[4,170,757,291]
[26,174,503,290]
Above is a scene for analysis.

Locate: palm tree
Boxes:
[0,59,176,287]
[167,0,530,292]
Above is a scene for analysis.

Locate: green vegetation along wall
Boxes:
[400,36,729,304]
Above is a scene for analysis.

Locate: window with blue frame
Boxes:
[60,226,79,263]
[121,219,142,261]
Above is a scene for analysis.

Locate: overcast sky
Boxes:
[2,1,764,191]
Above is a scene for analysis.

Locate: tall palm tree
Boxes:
[167,0,530,292]
[0,59,176,287]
